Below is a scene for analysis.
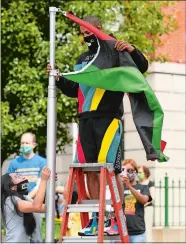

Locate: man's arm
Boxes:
[115,40,148,74]
[56,53,87,97]
[129,47,148,74]
[56,76,78,98]
[46,54,86,98]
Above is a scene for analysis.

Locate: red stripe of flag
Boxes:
[152,140,167,161]
[66,13,114,41]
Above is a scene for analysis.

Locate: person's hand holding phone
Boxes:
[121,166,127,177]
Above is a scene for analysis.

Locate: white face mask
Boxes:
[127,172,137,182]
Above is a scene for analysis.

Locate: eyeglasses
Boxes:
[122,168,136,174]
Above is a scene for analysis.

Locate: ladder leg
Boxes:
[75,168,89,228]
[98,167,107,243]
[107,170,129,243]
[58,168,75,243]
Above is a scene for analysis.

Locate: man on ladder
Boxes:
[47,15,148,240]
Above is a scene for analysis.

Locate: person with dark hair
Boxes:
[1,166,50,243]
[6,133,47,242]
[46,15,148,236]
[120,159,152,243]
[137,165,155,242]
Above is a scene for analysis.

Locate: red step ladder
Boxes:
[58,163,129,243]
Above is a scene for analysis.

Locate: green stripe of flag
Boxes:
[64,65,169,162]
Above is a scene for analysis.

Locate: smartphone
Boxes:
[121,167,127,177]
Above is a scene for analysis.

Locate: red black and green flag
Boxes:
[61,12,169,162]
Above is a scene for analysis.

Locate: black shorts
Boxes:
[74,117,122,174]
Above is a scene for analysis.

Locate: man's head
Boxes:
[80,16,102,52]
[80,16,102,37]
[20,132,37,156]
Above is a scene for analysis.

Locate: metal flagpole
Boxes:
[45,7,57,242]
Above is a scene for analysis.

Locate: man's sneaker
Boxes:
[104,219,111,233]
[78,217,98,236]
[105,217,119,236]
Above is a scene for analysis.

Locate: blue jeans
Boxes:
[129,232,146,243]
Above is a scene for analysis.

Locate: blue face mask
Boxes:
[20,146,33,155]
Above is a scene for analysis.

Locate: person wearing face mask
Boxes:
[46,16,148,236]
[7,132,47,197]
[137,166,155,242]
[6,132,47,242]
[121,159,152,243]
[1,166,50,243]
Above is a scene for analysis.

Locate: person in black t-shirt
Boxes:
[137,165,155,242]
[121,159,152,243]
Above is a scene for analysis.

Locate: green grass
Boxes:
[42,218,62,240]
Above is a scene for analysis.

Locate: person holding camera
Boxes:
[121,159,152,243]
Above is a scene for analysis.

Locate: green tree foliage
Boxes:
[116,1,177,62]
[1,0,176,163]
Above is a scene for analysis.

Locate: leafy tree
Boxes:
[116,1,177,62]
[1,0,176,163]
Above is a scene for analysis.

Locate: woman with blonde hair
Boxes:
[121,159,152,243]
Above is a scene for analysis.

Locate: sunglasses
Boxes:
[122,168,136,174]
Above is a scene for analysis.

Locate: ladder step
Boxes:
[81,199,112,205]
[62,236,97,243]
[62,236,121,243]
[67,204,99,212]
[67,200,113,213]
[70,163,114,172]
